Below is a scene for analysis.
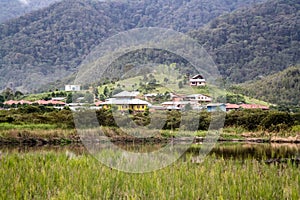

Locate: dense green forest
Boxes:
[190,0,300,83]
[232,66,300,106]
[0,0,265,92]
[0,0,60,23]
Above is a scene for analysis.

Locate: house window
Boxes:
[142,105,144,109]
[137,105,140,109]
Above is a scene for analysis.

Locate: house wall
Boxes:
[132,104,147,111]
[189,81,206,86]
[65,85,80,91]
[172,97,184,102]
[103,104,147,111]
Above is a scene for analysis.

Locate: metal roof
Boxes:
[185,94,210,98]
[207,103,226,107]
[113,91,140,98]
[100,98,151,106]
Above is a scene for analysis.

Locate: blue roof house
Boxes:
[206,103,226,112]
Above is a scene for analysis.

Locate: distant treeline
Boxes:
[190,0,300,83]
[0,105,299,133]
[234,66,300,107]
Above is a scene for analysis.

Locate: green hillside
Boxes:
[0,0,265,92]
[95,64,270,105]
[233,66,300,106]
[190,0,300,83]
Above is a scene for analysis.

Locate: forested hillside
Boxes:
[0,0,61,23]
[233,66,300,106]
[190,0,300,83]
[0,0,265,92]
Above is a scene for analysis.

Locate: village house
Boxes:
[3,99,66,107]
[226,103,269,112]
[170,93,185,102]
[183,94,212,104]
[206,103,226,112]
[65,85,81,92]
[51,97,65,101]
[148,105,167,112]
[240,104,269,110]
[161,101,197,110]
[4,100,32,105]
[189,74,206,86]
[35,100,65,106]
[113,91,140,99]
[143,93,157,102]
[100,91,151,112]
[226,103,240,112]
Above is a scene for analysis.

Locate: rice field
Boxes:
[0,151,299,199]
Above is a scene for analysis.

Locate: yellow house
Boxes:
[100,98,150,112]
[100,91,151,112]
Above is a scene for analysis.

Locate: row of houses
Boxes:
[3,91,269,112]
[97,91,214,111]
[3,99,66,106]
[95,91,269,112]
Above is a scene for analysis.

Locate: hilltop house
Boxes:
[100,91,151,112]
[189,74,206,86]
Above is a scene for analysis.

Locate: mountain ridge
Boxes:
[190,0,300,83]
[1,0,293,93]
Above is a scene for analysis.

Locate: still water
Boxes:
[1,142,300,161]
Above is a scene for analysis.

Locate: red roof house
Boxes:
[226,103,240,111]
[4,100,32,105]
[240,104,269,110]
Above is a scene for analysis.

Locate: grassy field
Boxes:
[0,152,299,199]
[0,123,58,130]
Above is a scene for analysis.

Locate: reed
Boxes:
[0,152,299,199]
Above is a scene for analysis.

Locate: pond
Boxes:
[1,142,300,162]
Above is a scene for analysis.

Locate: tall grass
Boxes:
[0,123,58,130]
[0,152,299,199]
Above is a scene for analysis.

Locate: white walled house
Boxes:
[65,85,81,91]
[184,94,212,103]
[189,74,206,86]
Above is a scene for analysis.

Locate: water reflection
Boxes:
[190,142,300,160]
[1,142,300,161]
